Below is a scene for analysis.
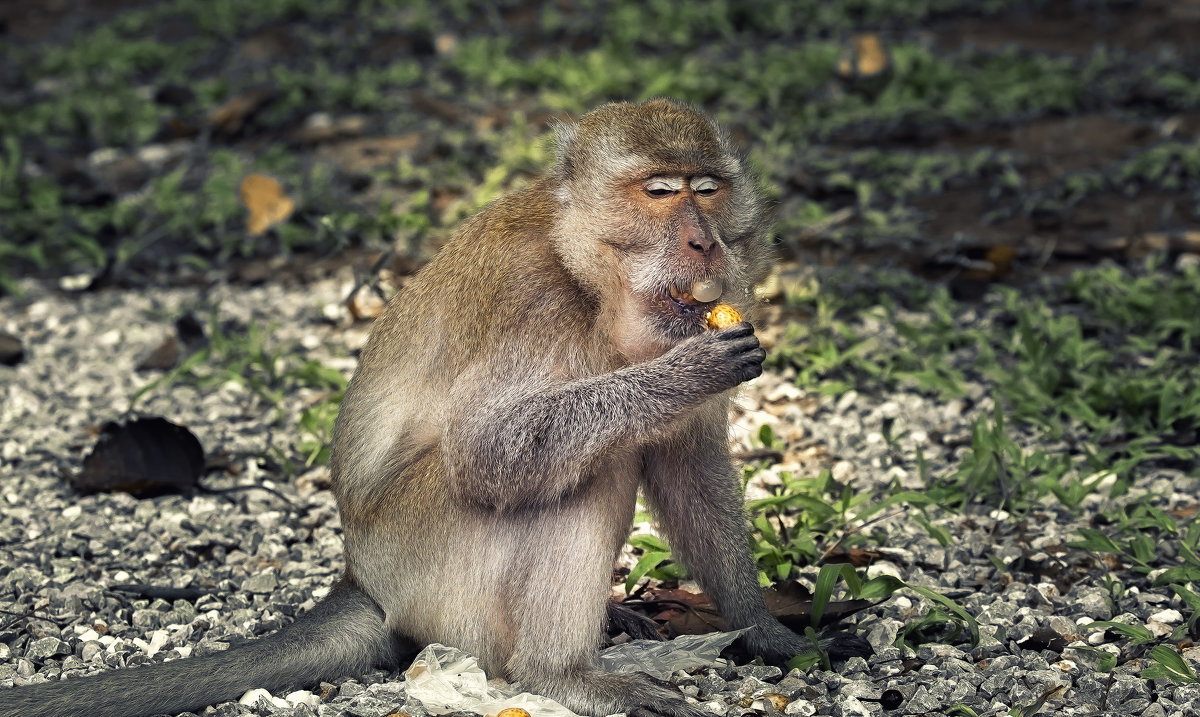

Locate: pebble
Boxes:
[1,272,1196,716]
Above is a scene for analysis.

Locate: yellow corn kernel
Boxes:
[495,709,532,717]
[705,303,742,330]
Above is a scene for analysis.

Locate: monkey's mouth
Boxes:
[667,284,704,307]
[660,280,721,322]
[666,277,723,306]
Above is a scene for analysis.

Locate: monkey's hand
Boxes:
[661,322,764,395]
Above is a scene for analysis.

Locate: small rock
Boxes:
[131,609,160,630]
[26,637,70,661]
[1150,609,1183,624]
[1141,704,1167,717]
[241,571,279,594]
[137,335,181,371]
[0,331,23,366]
[737,664,783,682]
[784,697,817,715]
[285,689,321,709]
[902,685,939,713]
[239,687,288,709]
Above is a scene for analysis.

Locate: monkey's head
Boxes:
[549,99,773,360]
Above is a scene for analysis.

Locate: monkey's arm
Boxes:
[441,325,764,512]
[641,404,806,662]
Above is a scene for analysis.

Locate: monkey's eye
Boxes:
[643,178,681,198]
[692,176,719,196]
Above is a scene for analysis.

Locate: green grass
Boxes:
[129,309,348,473]
[772,260,1200,499]
[6,0,1200,289]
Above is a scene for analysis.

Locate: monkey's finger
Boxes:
[721,334,762,356]
[713,321,755,338]
[734,360,765,384]
[738,348,767,367]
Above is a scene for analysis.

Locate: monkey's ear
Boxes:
[551,120,578,179]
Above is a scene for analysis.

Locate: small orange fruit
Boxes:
[705,303,742,330]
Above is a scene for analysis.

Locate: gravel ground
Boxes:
[1,270,1198,717]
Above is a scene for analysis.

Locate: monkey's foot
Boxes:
[528,670,709,717]
[604,601,664,642]
[740,620,810,664]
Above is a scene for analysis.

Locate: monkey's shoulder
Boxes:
[365,183,595,371]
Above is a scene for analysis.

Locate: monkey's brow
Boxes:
[640,169,727,182]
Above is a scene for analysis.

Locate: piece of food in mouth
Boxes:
[705,303,742,329]
[495,709,532,717]
[669,277,724,305]
[689,277,723,303]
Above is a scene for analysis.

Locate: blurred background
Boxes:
[3,0,1199,297]
[4,1,1200,486]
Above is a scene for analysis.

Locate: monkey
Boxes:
[0,98,807,717]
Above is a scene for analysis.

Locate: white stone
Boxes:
[1151,608,1183,624]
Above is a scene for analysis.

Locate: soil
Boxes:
[5,1,1200,292]
[801,0,1200,286]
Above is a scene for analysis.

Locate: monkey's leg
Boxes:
[501,498,709,717]
[643,408,807,663]
[0,578,407,717]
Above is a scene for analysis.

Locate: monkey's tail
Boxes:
[0,578,402,717]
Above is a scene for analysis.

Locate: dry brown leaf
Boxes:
[837,33,891,80]
[314,134,422,173]
[348,284,386,320]
[208,86,275,133]
[239,173,295,236]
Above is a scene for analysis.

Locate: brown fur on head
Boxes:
[549,99,774,360]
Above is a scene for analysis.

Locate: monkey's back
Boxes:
[327,180,616,671]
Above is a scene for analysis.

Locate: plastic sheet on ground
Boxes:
[597,627,751,679]
[404,629,750,717]
[403,644,579,717]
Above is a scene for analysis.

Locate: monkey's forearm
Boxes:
[443,359,706,511]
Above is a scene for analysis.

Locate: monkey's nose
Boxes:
[681,221,720,260]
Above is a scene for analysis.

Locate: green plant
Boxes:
[624,533,686,594]
[1143,645,1200,685]
[813,563,980,645]
[131,311,346,414]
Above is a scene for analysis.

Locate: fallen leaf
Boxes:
[73,417,206,497]
[837,33,891,82]
[208,86,276,134]
[239,172,296,236]
[348,284,386,320]
[315,134,422,173]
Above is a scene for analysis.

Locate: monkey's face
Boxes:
[550,99,773,358]
[619,171,768,345]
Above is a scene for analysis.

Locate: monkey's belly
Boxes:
[349,458,641,677]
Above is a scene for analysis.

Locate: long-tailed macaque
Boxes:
[0,99,806,717]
